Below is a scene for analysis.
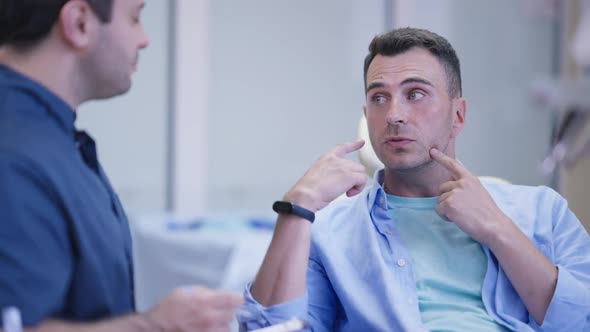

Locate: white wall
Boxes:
[173,0,209,215]
[76,1,171,212]
[205,0,556,213]
[206,0,387,212]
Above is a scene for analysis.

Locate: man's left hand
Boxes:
[430,148,511,245]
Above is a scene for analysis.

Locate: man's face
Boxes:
[363,47,465,172]
[81,0,149,99]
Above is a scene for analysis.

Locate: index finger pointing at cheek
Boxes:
[429,148,468,178]
[333,140,365,157]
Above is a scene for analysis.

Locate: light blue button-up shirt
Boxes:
[239,170,590,331]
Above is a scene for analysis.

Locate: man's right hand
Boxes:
[283,140,368,212]
[145,286,243,332]
[250,140,368,307]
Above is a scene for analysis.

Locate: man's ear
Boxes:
[58,0,100,50]
[451,97,466,139]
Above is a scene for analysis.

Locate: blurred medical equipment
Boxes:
[572,0,590,67]
[130,213,274,312]
[532,0,590,178]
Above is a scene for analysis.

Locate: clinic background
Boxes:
[76,0,590,229]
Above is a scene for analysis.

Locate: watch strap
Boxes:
[272,201,315,223]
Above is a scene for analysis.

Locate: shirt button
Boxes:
[397,258,406,267]
[380,196,386,207]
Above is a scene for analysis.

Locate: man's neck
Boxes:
[383,161,453,198]
[0,46,82,110]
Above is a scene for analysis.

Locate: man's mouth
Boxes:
[385,136,415,147]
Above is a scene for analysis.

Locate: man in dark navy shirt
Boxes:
[0,1,243,331]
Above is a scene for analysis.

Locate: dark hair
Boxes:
[363,27,462,98]
[0,0,113,50]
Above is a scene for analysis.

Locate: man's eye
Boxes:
[373,95,387,104]
[408,91,425,101]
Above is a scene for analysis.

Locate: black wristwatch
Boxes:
[272,201,315,223]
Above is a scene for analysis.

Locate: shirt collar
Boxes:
[0,64,76,134]
[366,169,440,211]
[367,169,388,210]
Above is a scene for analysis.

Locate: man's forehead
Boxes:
[366,50,445,84]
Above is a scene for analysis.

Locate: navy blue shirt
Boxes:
[0,64,135,325]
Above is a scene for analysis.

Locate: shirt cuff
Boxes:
[237,282,309,331]
[532,265,590,330]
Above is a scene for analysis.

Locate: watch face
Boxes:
[273,201,293,214]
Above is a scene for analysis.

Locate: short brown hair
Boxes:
[363,27,462,98]
[0,0,114,50]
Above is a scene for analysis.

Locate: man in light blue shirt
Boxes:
[238,28,590,331]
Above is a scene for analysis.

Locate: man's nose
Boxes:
[139,27,150,49]
[385,97,408,125]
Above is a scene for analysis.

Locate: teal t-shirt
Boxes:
[386,194,510,332]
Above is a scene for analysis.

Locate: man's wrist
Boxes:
[283,188,317,212]
[481,214,517,249]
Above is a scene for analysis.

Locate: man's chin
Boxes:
[384,159,433,173]
[95,80,132,99]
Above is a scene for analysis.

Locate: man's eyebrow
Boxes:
[366,82,385,94]
[400,77,434,88]
[366,77,434,94]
